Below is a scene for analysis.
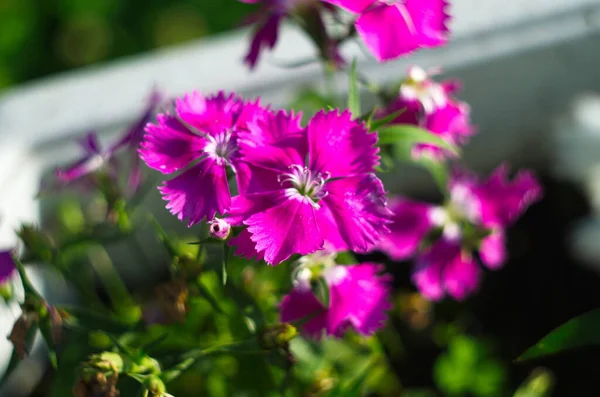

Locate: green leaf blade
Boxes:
[348,58,360,117]
[517,308,600,361]
[377,124,460,157]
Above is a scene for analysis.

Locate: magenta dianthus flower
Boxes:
[229,109,392,265]
[280,262,391,337]
[380,66,473,161]
[0,250,16,284]
[377,165,542,301]
[412,238,480,301]
[325,0,450,61]
[140,91,269,226]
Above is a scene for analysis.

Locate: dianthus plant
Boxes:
[1,1,544,396]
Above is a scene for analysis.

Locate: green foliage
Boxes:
[434,335,506,397]
[348,58,361,117]
[513,368,554,397]
[518,308,600,361]
[0,0,252,89]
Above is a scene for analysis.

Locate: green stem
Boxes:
[87,245,135,312]
[12,254,42,299]
[162,339,262,383]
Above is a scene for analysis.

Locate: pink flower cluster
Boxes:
[281,259,391,338]
[140,91,394,337]
[376,166,542,301]
[241,0,450,69]
[140,91,392,266]
[379,66,474,160]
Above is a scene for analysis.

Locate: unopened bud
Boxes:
[209,218,231,240]
[8,312,37,359]
[73,371,120,397]
[259,323,298,350]
[91,352,124,373]
[145,377,173,397]
[153,280,188,324]
[0,281,13,301]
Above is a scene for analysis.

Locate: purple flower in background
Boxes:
[451,165,543,229]
[324,0,450,61]
[412,238,480,301]
[380,66,473,161]
[280,263,391,337]
[0,250,16,284]
[376,165,542,301]
[55,90,161,191]
[139,91,270,226]
[229,109,391,265]
[241,0,321,69]
[55,132,107,184]
[374,198,433,261]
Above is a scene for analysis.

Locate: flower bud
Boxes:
[90,352,125,373]
[0,280,13,301]
[209,218,231,240]
[145,377,173,397]
[152,280,188,324]
[73,371,120,397]
[8,312,37,359]
[259,323,298,350]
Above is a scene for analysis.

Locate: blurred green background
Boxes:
[0,0,252,90]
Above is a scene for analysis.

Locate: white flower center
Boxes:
[278,165,330,208]
[205,130,237,167]
[401,66,447,114]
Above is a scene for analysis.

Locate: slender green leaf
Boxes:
[418,157,450,192]
[222,244,230,286]
[148,215,178,259]
[348,59,360,117]
[517,308,600,361]
[378,124,459,156]
[312,277,330,308]
[188,237,222,245]
[60,306,139,334]
[38,320,58,369]
[196,278,225,314]
[12,254,42,299]
[369,109,405,131]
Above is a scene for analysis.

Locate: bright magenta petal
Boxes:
[228,228,265,261]
[356,1,449,62]
[472,165,543,227]
[280,288,327,338]
[244,14,282,69]
[404,0,450,47]
[245,194,324,265]
[443,251,480,301]
[413,239,458,301]
[308,110,379,178]
[377,198,433,260]
[140,114,205,174]
[322,0,373,13]
[176,91,236,135]
[326,264,391,336]
[239,111,307,175]
[479,230,507,270]
[159,157,231,226]
[320,174,392,253]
